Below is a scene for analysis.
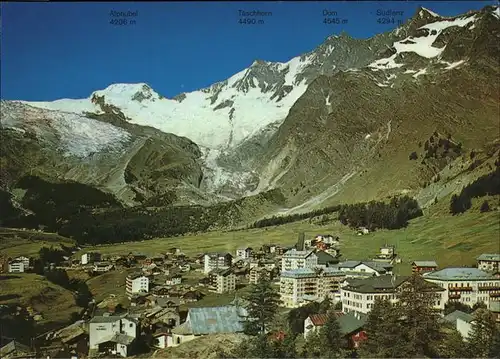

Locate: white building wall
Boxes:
[117,344,127,357]
[456,318,473,340]
[352,263,382,276]
[8,262,25,273]
[281,251,318,272]
[423,277,500,307]
[155,335,166,348]
[15,256,30,268]
[340,288,446,314]
[89,322,116,349]
[121,318,137,338]
[128,276,149,294]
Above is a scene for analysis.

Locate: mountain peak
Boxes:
[251,59,269,67]
[418,7,441,18]
[92,83,159,103]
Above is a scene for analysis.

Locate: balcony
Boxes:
[490,292,500,298]
[449,293,461,299]
[479,285,500,291]
[448,286,473,292]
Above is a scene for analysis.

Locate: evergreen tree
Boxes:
[242,279,281,335]
[395,274,442,357]
[270,332,297,358]
[287,302,320,336]
[444,300,472,315]
[358,298,404,358]
[430,328,468,358]
[317,311,345,359]
[318,298,332,314]
[480,200,491,213]
[75,280,92,307]
[301,330,326,358]
[467,308,499,358]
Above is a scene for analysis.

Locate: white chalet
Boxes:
[89,314,138,357]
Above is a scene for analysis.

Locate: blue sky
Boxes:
[1,1,496,101]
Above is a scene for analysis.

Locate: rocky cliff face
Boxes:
[0,101,206,207]
[255,6,500,212]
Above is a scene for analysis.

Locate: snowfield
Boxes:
[18,55,311,151]
[369,13,478,70]
[1,101,131,158]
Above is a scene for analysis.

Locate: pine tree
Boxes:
[242,279,281,335]
[480,200,491,213]
[270,332,297,358]
[395,274,442,357]
[430,328,468,358]
[302,330,323,358]
[358,298,404,358]
[467,308,499,358]
[318,298,332,313]
[317,311,345,358]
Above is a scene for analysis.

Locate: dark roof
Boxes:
[338,260,362,268]
[156,297,180,307]
[412,261,438,267]
[127,272,146,280]
[211,268,233,276]
[476,254,500,261]
[0,340,31,358]
[343,275,409,293]
[89,315,124,324]
[308,312,366,335]
[338,312,367,335]
[316,250,338,265]
[206,252,233,258]
[182,290,204,299]
[443,310,474,325]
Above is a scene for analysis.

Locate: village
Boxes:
[1,233,499,359]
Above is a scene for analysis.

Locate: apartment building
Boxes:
[126,274,149,297]
[280,267,346,308]
[422,267,500,307]
[340,275,446,314]
[203,252,233,274]
[476,254,500,272]
[208,268,236,293]
[81,252,102,265]
[249,266,271,284]
[281,249,318,272]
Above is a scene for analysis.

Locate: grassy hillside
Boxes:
[0,273,78,325]
[78,198,499,274]
[0,227,76,258]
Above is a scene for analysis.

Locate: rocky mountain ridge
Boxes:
[1,5,498,219]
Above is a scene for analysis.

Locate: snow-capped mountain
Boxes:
[12,15,403,198]
[2,5,499,210]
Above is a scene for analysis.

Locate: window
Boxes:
[130,323,133,328]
